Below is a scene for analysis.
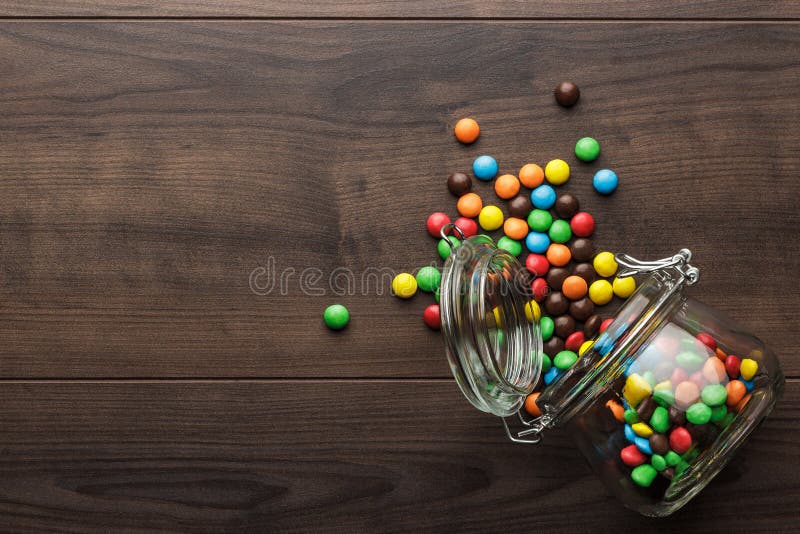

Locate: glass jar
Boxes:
[439,226,784,517]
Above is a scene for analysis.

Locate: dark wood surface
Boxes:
[0,10,798,534]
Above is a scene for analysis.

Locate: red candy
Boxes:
[570,212,595,237]
[695,332,717,352]
[532,278,549,302]
[689,371,706,390]
[671,367,689,386]
[725,354,741,379]
[620,444,646,467]
[426,212,451,238]
[669,427,692,454]
[454,216,478,238]
[423,304,441,330]
[565,331,585,352]
[599,318,614,333]
[525,254,550,277]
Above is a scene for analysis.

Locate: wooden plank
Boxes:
[0,22,797,378]
[0,379,796,531]
[0,1,799,19]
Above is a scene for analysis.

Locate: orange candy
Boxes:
[735,393,751,413]
[454,118,480,144]
[495,174,520,199]
[715,347,727,361]
[457,192,483,218]
[519,163,545,188]
[725,380,747,407]
[546,243,571,267]
[503,217,529,240]
[562,275,588,300]
[675,381,700,409]
[606,399,625,423]
[702,357,727,384]
[524,391,542,417]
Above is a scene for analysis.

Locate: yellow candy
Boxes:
[612,276,636,298]
[391,273,417,299]
[654,380,672,391]
[579,340,594,356]
[544,159,570,185]
[525,300,541,323]
[588,279,613,305]
[632,422,654,438]
[492,306,503,327]
[623,373,653,408]
[740,358,758,381]
[593,251,618,277]
[478,205,504,231]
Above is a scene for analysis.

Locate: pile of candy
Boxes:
[600,323,763,491]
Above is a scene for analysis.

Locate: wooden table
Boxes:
[0,2,798,531]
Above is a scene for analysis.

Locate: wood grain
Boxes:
[1,1,799,19]
[0,22,797,378]
[0,379,795,532]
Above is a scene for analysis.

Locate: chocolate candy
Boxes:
[668,405,686,427]
[554,81,580,107]
[649,433,670,456]
[447,172,472,197]
[569,297,594,321]
[545,292,570,316]
[543,335,565,356]
[554,315,576,339]
[636,397,656,421]
[555,193,580,219]
[508,194,533,219]
[546,267,570,290]
[584,314,603,337]
[572,262,596,283]
[570,238,595,262]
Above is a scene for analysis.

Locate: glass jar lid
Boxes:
[439,226,542,417]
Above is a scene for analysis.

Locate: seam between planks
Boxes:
[0,17,799,23]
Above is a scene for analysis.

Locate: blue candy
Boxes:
[742,378,754,392]
[634,436,652,455]
[624,424,636,443]
[530,184,556,209]
[544,366,561,385]
[593,169,618,195]
[472,155,498,181]
[525,231,551,254]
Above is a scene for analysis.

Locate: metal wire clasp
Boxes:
[615,248,700,286]
[440,223,466,250]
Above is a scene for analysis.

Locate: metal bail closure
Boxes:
[439,223,466,249]
[615,248,700,286]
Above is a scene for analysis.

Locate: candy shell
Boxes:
[674,381,700,409]
[700,384,728,407]
[623,373,652,408]
[472,155,498,181]
[740,358,758,380]
[669,427,692,454]
[519,164,545,188]
[524,392,542,417]
[702,357,727,384]
[620,444,646,467]
[725,380,747,407]
[725,355,741,379]
[631,464,658,487]
[685,403,712,425]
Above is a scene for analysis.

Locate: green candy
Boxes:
[653,388,675,407]
[416,266,441,292]
[686,402,712,425]
[631,464,658,488]
[541,353,552,373]
[676,351,705,372]
[497,236,523,257]
[665,451,681,466]
[651,454,667,472]
[553,350,578,370]
[701,384,728,407]
[548,220,572,244]
[623,408,640,425]
[649,406,669,433]
[438,237,460,260]
[434,287,440,303]
[642,371,656,388]
[682,448,699,462]
[675,460,690,476]
[527,209,553,232]
[540,316,554,341]
[709,404,728,423]
[574,137,601,162]
[721,411,736,428]
[323,304,350,331]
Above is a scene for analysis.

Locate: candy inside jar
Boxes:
[441,242,784,516]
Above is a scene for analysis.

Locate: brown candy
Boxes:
[584,314,603,337]
[546,267,570,290]
[686,422,708,441]
[554,81,580,107]
[662,467,675,481]
[545,292,570,316]
[554,315,576,339]
[570,238,595,263]
[649,433,670,456]
[636,396,656,421]
[554,193,580,219]
[572,262,596,284]
[569,297,595,321]
[447,172,472,197]
[508,194,533,219]
[543,336,565,356]
[669,405,686,427]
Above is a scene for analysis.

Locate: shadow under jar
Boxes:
[439,227,784,517]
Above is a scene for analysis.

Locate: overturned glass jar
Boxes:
[439,224,784,517]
